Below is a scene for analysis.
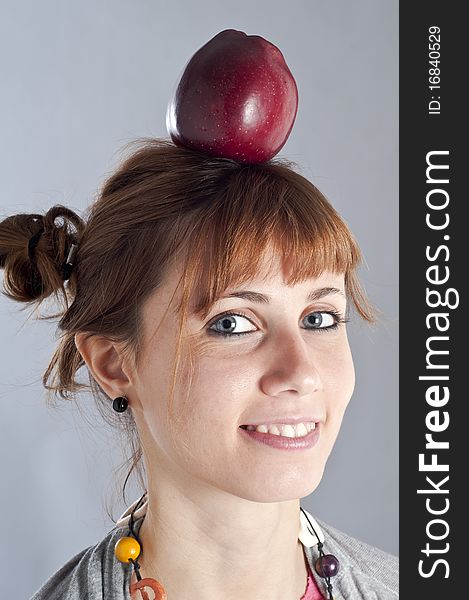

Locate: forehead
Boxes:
[177,255,344,312]
[144,241,347,312]
[199,272,346,312]
[193,246,344,297]
[230,248,345,288]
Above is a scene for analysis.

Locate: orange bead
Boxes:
[114,536,141,563]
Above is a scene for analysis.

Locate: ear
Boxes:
[74,332,133,403]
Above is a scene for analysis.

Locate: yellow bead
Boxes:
[114,536,141,563]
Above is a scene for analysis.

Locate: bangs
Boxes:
[174,163,364,321]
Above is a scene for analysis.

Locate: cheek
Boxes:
[169,355,270,477]
[177,354,251,429]
[166,377,246,480]
[322,341,355,410]
[135,338,191,448]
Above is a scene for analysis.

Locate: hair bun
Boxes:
[0,205,85,304]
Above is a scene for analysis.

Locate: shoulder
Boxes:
[30,526,130,600]
[314,518,399,599]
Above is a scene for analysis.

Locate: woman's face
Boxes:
[130,248,355,502]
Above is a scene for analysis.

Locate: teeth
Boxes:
[244,422,316,438]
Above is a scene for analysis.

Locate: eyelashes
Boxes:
[207,309,349,339]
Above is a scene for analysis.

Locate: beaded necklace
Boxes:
[114,492,340,600]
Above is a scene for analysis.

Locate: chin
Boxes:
[230,468,325,503]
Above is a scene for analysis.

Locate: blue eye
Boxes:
[304,312,337,328]
[207,310,347,338]
[208,312,254,337]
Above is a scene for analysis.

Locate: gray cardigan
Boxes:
[30,514,398,599]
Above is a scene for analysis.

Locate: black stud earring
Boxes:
[112,396,129,412]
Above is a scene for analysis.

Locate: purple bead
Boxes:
[315,554,340,578]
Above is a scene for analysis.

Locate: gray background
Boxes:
[0,1,398,597]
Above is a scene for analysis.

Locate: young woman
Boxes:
[0,138,398,599]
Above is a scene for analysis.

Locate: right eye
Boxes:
[208,311,257,337]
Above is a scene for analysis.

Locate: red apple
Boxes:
[166,29,298,164]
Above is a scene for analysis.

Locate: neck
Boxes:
[132,487,309,600]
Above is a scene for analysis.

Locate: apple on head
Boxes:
[166,29,298,164]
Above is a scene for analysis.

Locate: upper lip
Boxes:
[240,416,322,426]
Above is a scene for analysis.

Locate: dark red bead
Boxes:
[315,554,340,578]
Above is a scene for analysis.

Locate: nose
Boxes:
[259,327,321,398]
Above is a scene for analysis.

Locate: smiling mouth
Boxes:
[239,422,317,439]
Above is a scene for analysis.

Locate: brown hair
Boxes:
[0,137,374,518]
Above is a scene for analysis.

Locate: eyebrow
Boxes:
[189,286,347,320]
[219,286,346,304]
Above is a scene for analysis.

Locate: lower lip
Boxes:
[239,424,321,450]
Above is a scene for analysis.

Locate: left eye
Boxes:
[304,312,337,328]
